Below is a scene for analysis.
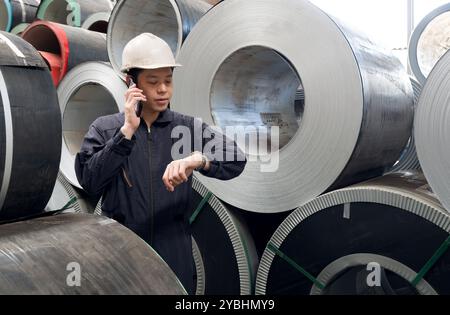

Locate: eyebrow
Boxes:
[146,74,173,79]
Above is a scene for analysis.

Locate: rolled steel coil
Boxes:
[0,0,40,32]
[0,31,60,220]
[57,61,126,189]
[21,20,108,86]
[107,0,211,76]
[45,171,98,213]
[415,50,450,213]
[408,2,450,84]
[389,77,422,172]
[9,22,28,35]
[172,0,414,213]
[36,0,114,28]
[255,172,450,295]
[81,11,110,33]
[190,175,258,295]
[0,213,186,294]
[93,175,258,295]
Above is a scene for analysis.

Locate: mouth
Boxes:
[155,99,169,105]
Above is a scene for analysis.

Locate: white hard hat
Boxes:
[120,33,182,73]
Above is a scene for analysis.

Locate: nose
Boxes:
[157,83,168,94]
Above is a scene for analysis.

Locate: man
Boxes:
[75,33,246,294]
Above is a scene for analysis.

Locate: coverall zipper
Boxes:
[148,127,154,246]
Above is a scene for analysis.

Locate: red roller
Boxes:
[21,20,108,86]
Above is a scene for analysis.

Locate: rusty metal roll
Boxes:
[107,0,211,76]
[36,0,114,28]
[190,175,258,295]
[172,0,414,213]
[0,31,60,220]
[256,172,450,295]
[57,61,126,188]
[21,20,108,86]
[0,0,40,32]
[0,213,187,294]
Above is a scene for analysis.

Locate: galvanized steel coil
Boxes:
[45,171,98,213]
[255,172,450,295]
[81,11,110,33]
[9,22,28,35]
[190,175,258,295]
[415,50,450,213]
[36,0,114,27]
[389,77,422,172]
[0,31,60,220]
[408,2,450,84]
[107,0,211,76]
[172,0,414,213]
[0,213,187,294]
[0,0,40,32]
[57,61,126,189]
[22,20,108,86]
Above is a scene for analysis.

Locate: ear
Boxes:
[125,74,134,87]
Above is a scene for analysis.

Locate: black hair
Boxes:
[127,68,143,83]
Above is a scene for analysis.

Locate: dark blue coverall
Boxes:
[75,109,246,294]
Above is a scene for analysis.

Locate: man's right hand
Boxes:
[121,84,147,139]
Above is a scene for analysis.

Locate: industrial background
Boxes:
[0,0,449,295]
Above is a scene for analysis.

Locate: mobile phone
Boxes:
[126,76,143,117]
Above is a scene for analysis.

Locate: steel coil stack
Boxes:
[0,0,40,32]
[0,0,449,296]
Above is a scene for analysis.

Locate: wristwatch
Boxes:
[192,152,207,171]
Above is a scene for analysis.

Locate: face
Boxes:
[137,67,173,113]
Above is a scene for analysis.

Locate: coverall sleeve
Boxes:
[191,117,247,180]
[75,123,136,195]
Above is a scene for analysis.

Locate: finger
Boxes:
[179,163,188,182]
[167,164,175,192]
[127,93,147,103]
[172,162,182,184]
[169,163,182,187]
[125,87,143,98]
[128,87,143,93]
[162,165,172,191]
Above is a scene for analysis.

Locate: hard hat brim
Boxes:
[121,63,182,73]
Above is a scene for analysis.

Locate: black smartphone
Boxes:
[126,76,143,117]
